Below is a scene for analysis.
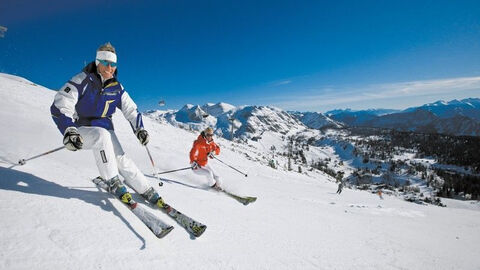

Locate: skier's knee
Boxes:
[93,128,112,143]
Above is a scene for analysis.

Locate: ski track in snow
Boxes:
[1,73,480,270]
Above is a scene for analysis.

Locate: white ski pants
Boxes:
[192,163,221,187]
[78,126,150,194]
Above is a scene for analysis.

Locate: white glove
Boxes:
[63,127,83,151]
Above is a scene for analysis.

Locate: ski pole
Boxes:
[212,156,248,177]
[155,166,193,175]
[17,146,66,165]
[145,145,163,186]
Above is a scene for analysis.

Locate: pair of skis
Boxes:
[92,177,206,239]
[92,176,256,239]
[155,177,257,206]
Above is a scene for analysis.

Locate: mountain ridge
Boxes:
[149,97,480,138]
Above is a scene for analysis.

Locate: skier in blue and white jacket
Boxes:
[50,42,164,207]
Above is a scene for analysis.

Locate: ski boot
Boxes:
[106,176,132,204]
[142,187,166,209]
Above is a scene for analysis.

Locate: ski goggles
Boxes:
[206,133,214,137]
[97,59,117,67]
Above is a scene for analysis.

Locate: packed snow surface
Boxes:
[0,73,479,270]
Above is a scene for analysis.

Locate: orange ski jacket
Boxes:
[189,133,220,166]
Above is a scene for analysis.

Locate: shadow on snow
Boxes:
[0,166,147,249]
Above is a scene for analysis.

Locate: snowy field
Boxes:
[1,73,479,270]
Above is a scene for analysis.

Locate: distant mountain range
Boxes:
[326,98,480,136]
[324,108,400,126]
[146,98,480,138]
[404,98,480,121]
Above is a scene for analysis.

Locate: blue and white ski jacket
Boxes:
[50,62,144,135]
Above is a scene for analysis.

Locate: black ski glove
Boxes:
[135,128,149,145]
[191,161,200,170]
[63,127,83,151]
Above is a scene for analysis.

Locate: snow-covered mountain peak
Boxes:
[176,104,211,123]
[290,111,344,130]
[428,100,448,106]
[403,98,480,123]
[461,98,480,107]
[150,103,310,140]
[201,102,236,117]
[227,105,307,139]
[182,103,195,109]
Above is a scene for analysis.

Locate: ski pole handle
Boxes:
[213,156,248,177]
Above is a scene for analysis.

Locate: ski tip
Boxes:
[156,226,174,238]
[192,225,207,238]
[243,197,257,205]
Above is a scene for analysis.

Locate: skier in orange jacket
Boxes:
[190,127,222,190]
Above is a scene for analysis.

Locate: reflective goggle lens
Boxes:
[97,59,117,67]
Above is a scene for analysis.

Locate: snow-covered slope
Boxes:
[1,73,480,270]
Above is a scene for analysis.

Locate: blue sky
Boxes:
[1,0,480,112]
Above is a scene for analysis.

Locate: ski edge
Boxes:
[92,177,174,239]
